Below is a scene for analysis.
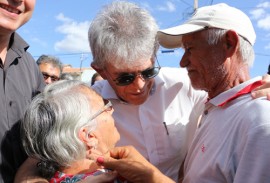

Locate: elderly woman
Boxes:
[20,80,122,182]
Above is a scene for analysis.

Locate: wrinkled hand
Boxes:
[96,146,175,183]
[251,74,270,100]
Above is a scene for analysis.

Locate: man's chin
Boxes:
[127,97,147,105]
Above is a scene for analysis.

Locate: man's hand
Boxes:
[97,146,175,183]
[251,75,270,100]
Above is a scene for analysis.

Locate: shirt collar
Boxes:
[209,76,262,107]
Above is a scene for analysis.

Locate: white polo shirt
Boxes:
[92,67,207,181]
[183,77,270,183]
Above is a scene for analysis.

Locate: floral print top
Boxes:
[50,169,126,183]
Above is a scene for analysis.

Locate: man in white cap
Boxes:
[158,3,270,182]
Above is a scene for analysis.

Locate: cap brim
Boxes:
[158,24,205,49]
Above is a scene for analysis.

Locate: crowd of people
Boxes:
[1,0,270,183]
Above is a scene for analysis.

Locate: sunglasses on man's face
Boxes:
[42,72,59,82]
[113,66,161,86]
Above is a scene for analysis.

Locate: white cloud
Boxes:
[257,1,270,8]
[54,13,91,53]
[257,15,270,30]
[157,1,176,12]
[250,2,270,31]
[250,8,265,19]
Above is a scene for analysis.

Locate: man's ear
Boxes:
[224,30,239,56]
[91,63,108,79]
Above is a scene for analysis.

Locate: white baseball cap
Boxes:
[158,3,256,49]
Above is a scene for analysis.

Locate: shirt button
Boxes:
[9,101,12,106]
[204,110,208,115]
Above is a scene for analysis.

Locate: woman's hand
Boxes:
[96,146,175,183]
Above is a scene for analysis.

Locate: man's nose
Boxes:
[45,77,52,84]
[180,53,189,68]
[132,74,146,89]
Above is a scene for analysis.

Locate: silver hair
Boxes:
[21,80,98,169]
[89,1,159,69]
[207,28,255,67]
[36,54,63,73]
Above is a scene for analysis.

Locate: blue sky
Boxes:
[18,0,270,78]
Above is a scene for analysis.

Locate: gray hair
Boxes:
[36,54,63,73]
[60,72,82,81]
[21,80,98,171]
[89,1,159,69]
[207,28,255,67]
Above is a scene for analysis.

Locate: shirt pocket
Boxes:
[155,118,189,161]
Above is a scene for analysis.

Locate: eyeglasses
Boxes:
[42,72,59,82]
[110,60,161,86]
[89,99,113,121]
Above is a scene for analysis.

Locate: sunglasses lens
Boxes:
[142,67,160,79]
[114,67,160,86]
[116,74,135,86]
[42,73,49,80]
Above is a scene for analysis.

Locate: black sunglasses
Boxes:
[113,66,160,86]
[42,72,59,82]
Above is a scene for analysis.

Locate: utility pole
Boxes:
[268,63,270,74]
[194,0,198,10]
[80,53,87,72]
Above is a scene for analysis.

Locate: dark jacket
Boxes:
[0,33,45,183]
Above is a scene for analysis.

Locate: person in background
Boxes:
[36,54,62,85]
[20,80,122,182]
[88,3,270,183]
[0,0,45,182]
[91,72,103,86]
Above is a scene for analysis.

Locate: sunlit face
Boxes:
[39,63,61,85]
[90,94,120,151]
[104,59,156,105]
[0,0,35,34]
[180,30,227,92]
